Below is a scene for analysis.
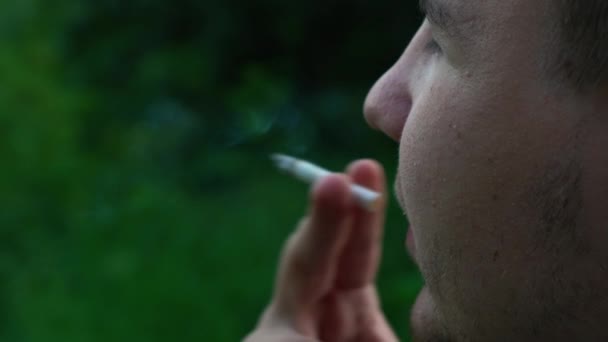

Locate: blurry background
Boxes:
[0,0,423,340]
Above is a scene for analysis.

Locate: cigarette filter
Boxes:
[270,154,382,211]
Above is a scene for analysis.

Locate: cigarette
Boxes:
[270,154,382,211]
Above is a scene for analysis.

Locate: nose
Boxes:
[363,22,428,142]
[363,68,413,142]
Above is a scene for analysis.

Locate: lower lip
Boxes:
[406,227,416,259]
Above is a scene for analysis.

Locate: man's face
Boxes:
[365,0,608,340]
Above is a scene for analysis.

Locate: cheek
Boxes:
[397,73,587,334]
[399,81,485,277]
[399,74,555,252]
[399,79,500,243]
[398,81,511,333]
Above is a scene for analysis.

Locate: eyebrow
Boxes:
[418,0,476,38]
[419,0,456,31]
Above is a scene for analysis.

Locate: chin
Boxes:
[410,286,454,342]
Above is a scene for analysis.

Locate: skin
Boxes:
[246,0,608,340]
[244,162,398,341]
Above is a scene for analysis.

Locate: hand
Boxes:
[245,160,398,342]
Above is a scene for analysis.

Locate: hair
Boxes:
[553,0,608,91]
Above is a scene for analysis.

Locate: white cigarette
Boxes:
[270,154,382,211]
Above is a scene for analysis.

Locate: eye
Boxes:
[424,37,442,54]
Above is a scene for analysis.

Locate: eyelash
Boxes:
[425,37,442,54]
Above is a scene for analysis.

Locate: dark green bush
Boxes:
[0,0,423,340]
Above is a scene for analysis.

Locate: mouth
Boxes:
[394,176,406,212]
[394,177,418,263]
[406,226,417,262]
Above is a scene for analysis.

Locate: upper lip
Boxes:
[394,176,406,213]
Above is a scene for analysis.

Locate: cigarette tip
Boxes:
[365,194,383,212]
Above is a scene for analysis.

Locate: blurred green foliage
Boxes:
[0,0,423,340]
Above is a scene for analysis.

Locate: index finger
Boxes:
[334,159,387,290]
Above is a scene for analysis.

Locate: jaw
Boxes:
[410,286,453,342]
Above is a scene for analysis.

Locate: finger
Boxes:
[317,292,347,342]
[334,159,387,290]
[274,174,353,319]
[354,287,399,342]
